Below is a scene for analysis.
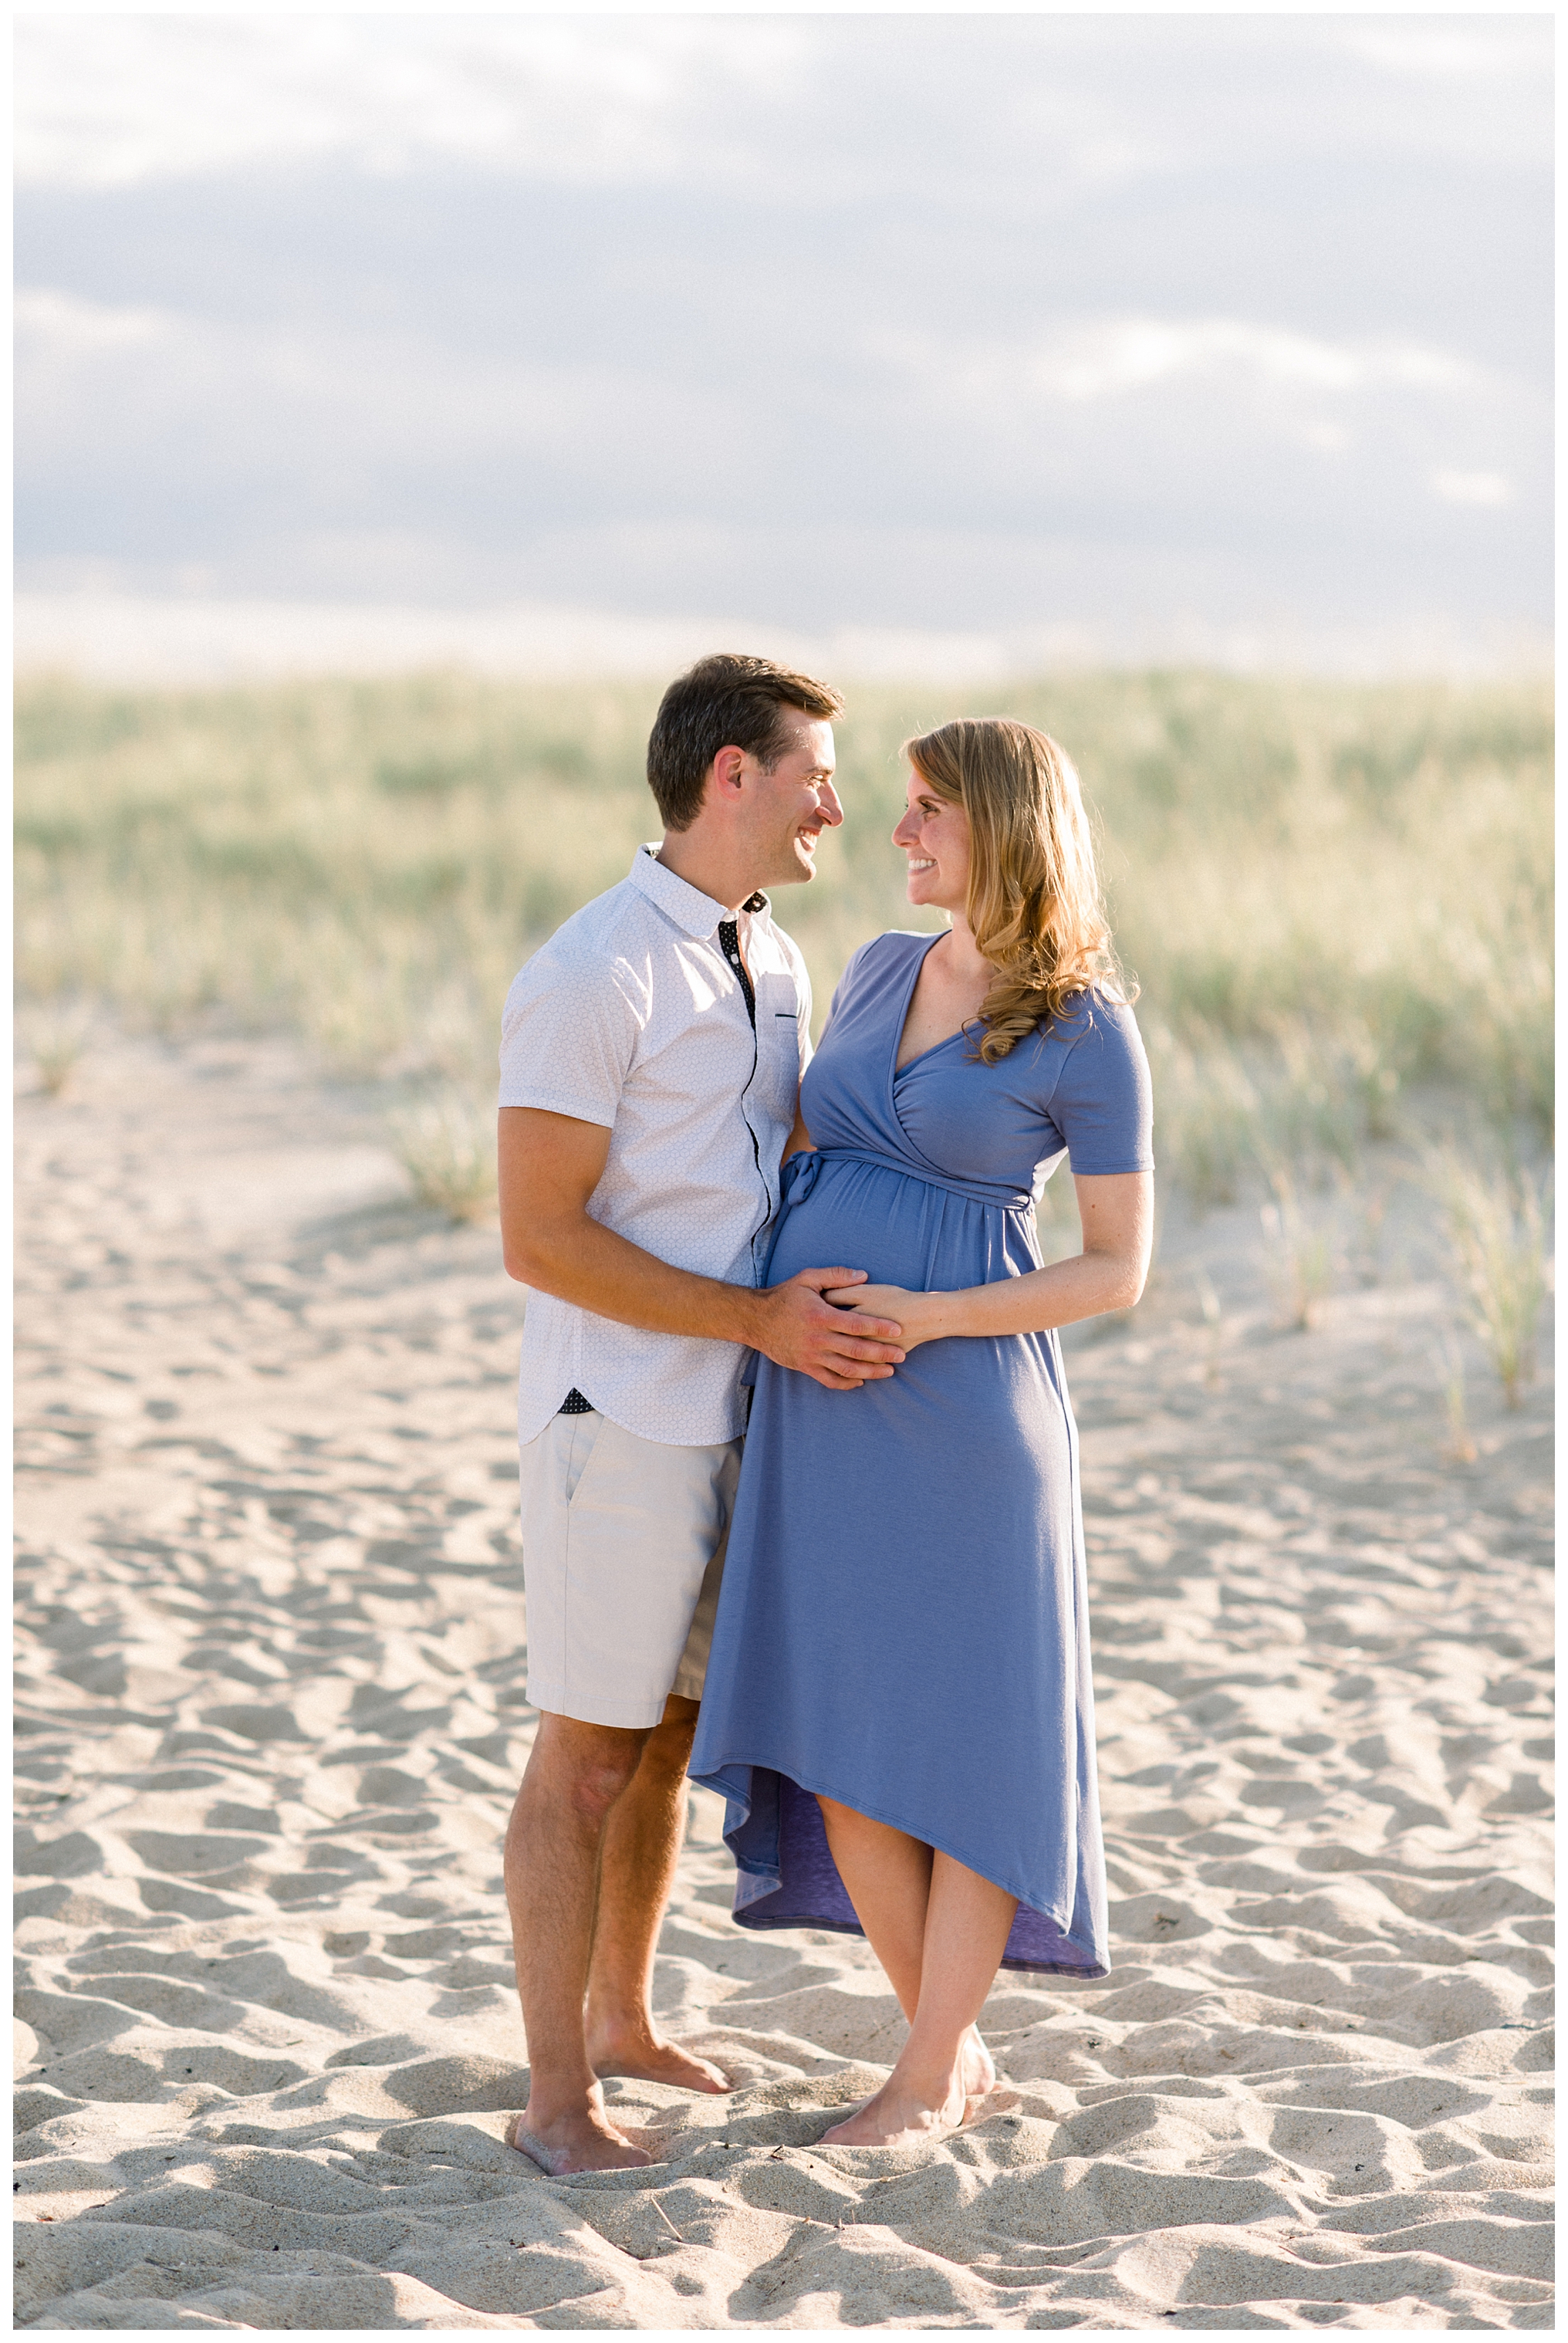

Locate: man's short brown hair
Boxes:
[646,654,844,833]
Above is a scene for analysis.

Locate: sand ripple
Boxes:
[15,1036,1553,2328]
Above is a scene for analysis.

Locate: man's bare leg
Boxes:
[585,1692,728,2093]
[504,1711,655,2172]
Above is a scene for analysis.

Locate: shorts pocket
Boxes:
[562,1411,604,1505]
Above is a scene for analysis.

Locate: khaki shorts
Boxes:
[519,1409,742,1729]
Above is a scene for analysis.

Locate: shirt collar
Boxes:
[628,844,769,939]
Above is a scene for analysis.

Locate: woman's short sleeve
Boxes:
[1049,997,1154,1175]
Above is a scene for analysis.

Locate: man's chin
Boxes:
[767,844,820,888]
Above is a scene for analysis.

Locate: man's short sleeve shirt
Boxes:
[498,846,813,1445]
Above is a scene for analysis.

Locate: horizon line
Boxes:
[14,590,1553,690]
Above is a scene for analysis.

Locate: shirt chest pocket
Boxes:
[752,970,804,1123]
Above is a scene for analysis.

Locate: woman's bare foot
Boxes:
[507,2099,654,2175]
[820,2029,998,2149]
[819,2071,968,2149]
[960,2024,996,2116]
[586,2020,731,2094]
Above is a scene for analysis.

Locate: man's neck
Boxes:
[654,830,759,917]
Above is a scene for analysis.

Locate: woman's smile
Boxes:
[893,770,972,911]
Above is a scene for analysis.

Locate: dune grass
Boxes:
[389,1088,502,1226]
[1428,1151,1553,1408]
[17,669,1553,1232]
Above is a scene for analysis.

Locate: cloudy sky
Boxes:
[15,12,1553,671]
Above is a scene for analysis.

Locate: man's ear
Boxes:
[709,746,746,803]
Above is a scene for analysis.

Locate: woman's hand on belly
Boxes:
[823,1282,953,1351]
[757,1269,908,1388]
[825,1177,1152,1344]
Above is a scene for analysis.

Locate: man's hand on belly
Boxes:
[752,1267,907,1392]
[499,1107,904,1387]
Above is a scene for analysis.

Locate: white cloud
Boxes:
[15,286,170,353]
[1341,22,1549,81]
[875,319,1481,410]
[1032,321,1476,402]
[1330,17,1553,167]
[13,16,809,189]
[17,15,1552,196]
[1430,469,1513,509]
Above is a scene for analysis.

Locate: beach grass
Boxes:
[17,668,1553,1210]
[1428,1150,1553,1406]
[390,1088,502,1224]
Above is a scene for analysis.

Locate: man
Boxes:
[496,653,906,2174]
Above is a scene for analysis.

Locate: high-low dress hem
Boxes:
[701,1753,1110,1978]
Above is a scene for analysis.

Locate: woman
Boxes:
[688,716,1154,2148]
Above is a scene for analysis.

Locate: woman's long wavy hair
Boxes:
[903,716,1133,1065]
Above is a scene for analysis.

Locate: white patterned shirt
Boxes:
[498,846,813,1445]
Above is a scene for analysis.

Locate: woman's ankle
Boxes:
[889,2044,968,2107]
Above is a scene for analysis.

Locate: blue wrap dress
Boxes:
[687,931,1154,1975]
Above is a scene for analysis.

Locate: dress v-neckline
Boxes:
[891,931,976,1080]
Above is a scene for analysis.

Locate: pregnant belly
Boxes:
[767,1153,1021,1293]
[762,1157,1071,1485]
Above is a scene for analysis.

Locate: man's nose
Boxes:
[816,782,844,827]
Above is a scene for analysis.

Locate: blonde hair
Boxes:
[902,716,1132,1065]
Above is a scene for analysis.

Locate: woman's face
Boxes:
[893,769,972,915]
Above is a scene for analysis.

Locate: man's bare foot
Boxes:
[586,2021,731,2094]
[507,2099,653,2175]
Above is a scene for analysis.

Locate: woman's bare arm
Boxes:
[826,1172,1153,1346]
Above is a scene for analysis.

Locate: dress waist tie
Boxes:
[772,1142,1033,1240]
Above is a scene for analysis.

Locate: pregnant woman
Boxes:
[688,715,1154,2148]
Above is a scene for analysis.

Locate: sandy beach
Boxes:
[15,1030,1553,2331]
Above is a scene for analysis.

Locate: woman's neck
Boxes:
[938,915,993,985]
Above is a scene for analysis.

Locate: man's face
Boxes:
[745,716,843,888]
